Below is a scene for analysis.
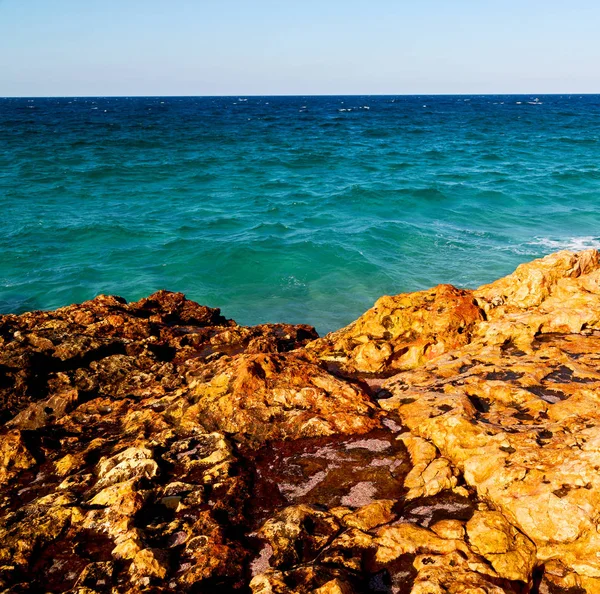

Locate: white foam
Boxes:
[530,236,600,252]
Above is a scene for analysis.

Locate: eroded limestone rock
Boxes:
[2,251,600,592]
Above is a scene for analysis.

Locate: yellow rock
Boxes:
[95,444,158,488]
[379,250,600,583]
[88,479,147,515]
[0,430,35,486]
[337,500,396,531]
[312,579,354,594]
[129,548,168,581]
[466,510,536,582]
[430,519,465,540]
[375,523,470,564]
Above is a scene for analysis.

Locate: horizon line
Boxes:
[2,92,600,99]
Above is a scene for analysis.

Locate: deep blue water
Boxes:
[1,95,600,333]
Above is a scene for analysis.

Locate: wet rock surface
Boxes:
[2,251,600,592]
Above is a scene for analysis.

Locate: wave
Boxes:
[551,169,600,181]
[555,137,598,145]
[411,187,447,201]
[480,153,503,162]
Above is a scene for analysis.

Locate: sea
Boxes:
[1,95,600,334]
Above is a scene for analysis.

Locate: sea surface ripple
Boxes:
[1,95,600,333]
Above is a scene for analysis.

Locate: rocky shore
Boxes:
[2,249,600,593]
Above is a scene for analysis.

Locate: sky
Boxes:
[1,0,599,96]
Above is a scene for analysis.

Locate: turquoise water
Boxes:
[1,95,600,334]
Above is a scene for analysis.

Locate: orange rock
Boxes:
[184,352,380,442]
[308,284,483,376]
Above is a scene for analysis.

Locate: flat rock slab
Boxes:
[246,430,411,527]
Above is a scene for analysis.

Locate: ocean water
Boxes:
[1,95,600,334]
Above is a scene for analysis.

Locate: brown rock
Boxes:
[250,566,355,594]
[7,388,79,430]
[257,505,341,568]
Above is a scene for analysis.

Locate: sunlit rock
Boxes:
[1,253,600,591]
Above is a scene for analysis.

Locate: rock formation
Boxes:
[1,251,600,592]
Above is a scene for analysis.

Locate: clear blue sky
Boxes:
[1,0,599,96]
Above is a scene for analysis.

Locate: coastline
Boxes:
[1,249,600,592]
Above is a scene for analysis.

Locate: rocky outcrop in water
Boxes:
[2,251,600,592]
